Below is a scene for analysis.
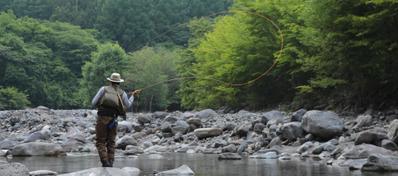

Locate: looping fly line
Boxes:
[135,8,284,91]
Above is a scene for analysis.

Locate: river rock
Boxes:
[24,125,51,143]
[280,122,304,141]
[152,111,168,119]
[29,170,58,176]
[218,153,242,160]
[0,139,17,149]
[124,145,144,155]
[195,109,217,119]
[354,128,388,146]
[222,144,236,153]
[261,110,284,124]
[362,154,398,171]
[12,142,65,156]
[155,164,194,176]
[388,119,398,143]
[0,162,29,176]
[116,136,137,150]
[164,116,178,123]
[340,144,395,159]
[171,120,190,135]
[253,123,265,134]
[297,141,314,154]
[122,167,141,176]
[353,114,372,130]
[194,128,222,139]
[117,121,133,133]
[268,137,282,148]
[186,118,202,128]
[250,151,279,159]
[222,123,236,131]
[59,167,136,176]
[137,114,152,124]
[301,110,343,140]
[232,122,251,138]
[381,139,398,151]
[291,109,306,122]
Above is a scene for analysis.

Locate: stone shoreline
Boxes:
[1,107,398,175]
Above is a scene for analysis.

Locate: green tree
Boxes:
[0,87,31,110]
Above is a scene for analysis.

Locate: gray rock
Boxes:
[137,114,152,124]
[24,125,51,143]
[222,144,236,153]
[341,144,395,159]
[233,122,251,138]
[302,110,344,139]
[250,151,279,159]
[268,137,282,148]
[29,170,57,176]
[152,111,168,119]
[337,159,368,170]
[194,128,223,139]
[164,116,178,123]
[131,122,143,132]
[155,165,194,176]
[171,120,190,135]
[354,128,388,146]
[388,119,398,143]
[291,109,306,122]
[116,136,137,150]
[218,153,242,160]
[297,141,314,154]
[117,121,133,133]
[122,167,141,176]
[0,139,17,149]
[280,122,304,141]
[161,122,173,133]
[353,114,372,129]
[186,118,202,128]
[362,154,398,171]
[381,139,398,151]
[253,123,265,134]
[12,142,65,156]
[0,162,29,176]
[195,109,217,119]
[124,145,144,155]
[59,167,133,176]
[261,110,284,124]
[222,123,236,131]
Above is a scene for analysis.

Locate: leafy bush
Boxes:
[0,87,31,110]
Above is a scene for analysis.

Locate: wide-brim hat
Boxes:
[107,73,124,83]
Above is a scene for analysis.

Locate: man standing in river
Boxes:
[91,72,141,167]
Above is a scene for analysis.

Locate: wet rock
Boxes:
[253,123,265,134]
[302,110,343,140]
[250,151,279,159]
[0,162,29,176]
[116,136,137,150]
[362,154,398,171]
[171,120,190,135]
[122,167,141,176]
[222,144,236,153]
[337,159,368,170]
[312,142,336,155]
[354,128,388,146]
[232,122,251,138]
[124,145,144,155]
[137,114,152,124]
[340,144,395,159]
[280,122,304,141]
[388,119,398,144]
[291,109,306,122]
[195,109,217,119]
[0,139,17,149]
[353,114,372,130]
[29,170,57,176]
[381,139,398,151]
[12,142,65,156]
[268,137,282,148]
[297,141,314,154]
[59,167,135,176]
[194,128,222,139]
[155,164,194,176]
[218,153,242,160]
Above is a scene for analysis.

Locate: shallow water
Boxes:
[9,153,398,176]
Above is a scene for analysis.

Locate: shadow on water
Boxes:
[9,153,398,176]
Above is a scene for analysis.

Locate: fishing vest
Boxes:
[99,85,126,115]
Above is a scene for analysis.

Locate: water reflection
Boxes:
[9,153,398,176]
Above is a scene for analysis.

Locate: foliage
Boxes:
[0,87,30,110]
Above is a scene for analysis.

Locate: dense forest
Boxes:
[0,0,397,112]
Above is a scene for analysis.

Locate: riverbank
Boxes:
[1,107,398,175]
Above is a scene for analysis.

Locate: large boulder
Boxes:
[340,144,395,160]
[388,119,398,144]
[381,139,398,151]
[195,109,217,119]
[155,165,194,176]
[354,128,388,146]
[301,110,344,139]
[0,162,29,176]
[116,136,137,150]
[261,110,284,124]
[24,125,51,143]
[137,114,152,124]
[232,122,251,138]
[280,122,304,141]
[59,167,139,176]
[11,142,65,156]
[194,128,223,139]
[0,139,17,149]
[291,109,306,122]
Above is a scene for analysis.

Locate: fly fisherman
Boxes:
[91,72,141,167]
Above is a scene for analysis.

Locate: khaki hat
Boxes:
[107,73,124,83]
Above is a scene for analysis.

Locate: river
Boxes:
[9,153,397,176]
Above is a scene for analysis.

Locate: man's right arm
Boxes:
[91,87,105,108]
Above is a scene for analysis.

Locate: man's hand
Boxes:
[129,89,142,96]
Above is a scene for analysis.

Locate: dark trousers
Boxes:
[95,116,117,162]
